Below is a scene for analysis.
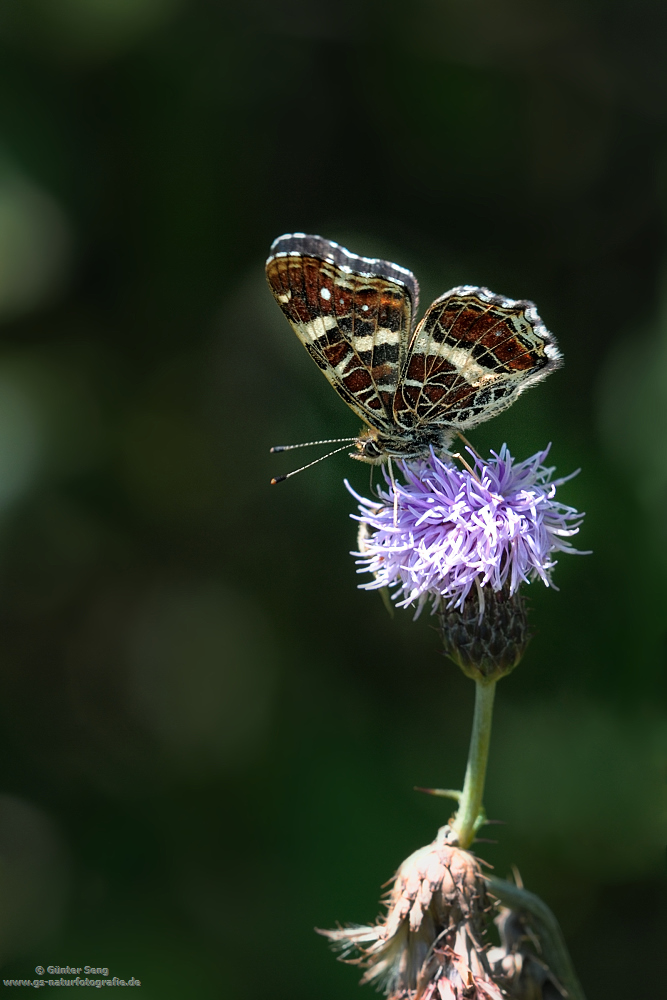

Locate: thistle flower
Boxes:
[348,445,585,619]
[321,827,504,1000]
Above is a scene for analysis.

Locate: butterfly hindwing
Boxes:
[394,286,561,433]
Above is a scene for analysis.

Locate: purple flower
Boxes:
[347,445,585,617]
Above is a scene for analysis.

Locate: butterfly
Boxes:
[266,233,561,470]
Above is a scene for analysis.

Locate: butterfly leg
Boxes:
[452,452,482,484]
[456,431,482,461]
[387,457,399,526]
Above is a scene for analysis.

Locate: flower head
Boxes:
[321,827,504,1000]
[348,445,585,618]
[488,904,568,999]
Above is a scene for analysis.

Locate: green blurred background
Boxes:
[0,0,664,995]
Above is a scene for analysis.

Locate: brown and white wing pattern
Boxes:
[394,285,562,434]
[266,234,419,432]
[267,235,563,465]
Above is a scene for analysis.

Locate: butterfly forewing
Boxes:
[266,234,419,432]
[395,286,561,433]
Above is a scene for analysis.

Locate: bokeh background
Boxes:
[0,0,664,995]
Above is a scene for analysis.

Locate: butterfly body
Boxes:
[266,234,562,465]
[351,423,449,464]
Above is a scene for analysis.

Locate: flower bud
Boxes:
[438,585,530,683]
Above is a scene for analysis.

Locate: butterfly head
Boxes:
[351,429,386,465]
[351,425,456,466]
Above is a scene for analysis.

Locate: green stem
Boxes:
[451,679,496,848]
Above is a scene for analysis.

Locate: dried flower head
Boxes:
[487,906,566,1000]
[321,827,504,1000]
[348,445,585,618]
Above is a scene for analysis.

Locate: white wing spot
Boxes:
[320,287,331,300]
[302,316,338,342]
[362,304,369,311]
[339,298,344,305]
[353,329,396,352]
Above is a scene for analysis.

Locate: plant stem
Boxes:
[451,679,496,849]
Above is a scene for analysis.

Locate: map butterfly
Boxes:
[266,234,561,468]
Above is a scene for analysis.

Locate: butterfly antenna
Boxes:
[270,444,352,484]
[270,436,357,453]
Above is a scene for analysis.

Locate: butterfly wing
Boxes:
[394,285,562,433]
[266,234,419,432]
